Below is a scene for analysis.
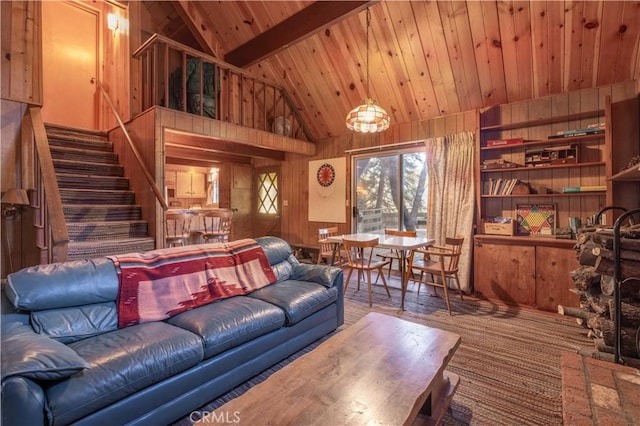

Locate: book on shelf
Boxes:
[485,178,521,195]
[561,185,606,193]
[554,123,605,136]
[485,137,524,147]
[481,159,519,170]
[548,129,604,139]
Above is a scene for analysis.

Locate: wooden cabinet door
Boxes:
[176,171,193,197]
[535,246,580,311]
[474,241,536,306]
[191,173,207,198]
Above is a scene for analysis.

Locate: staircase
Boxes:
[46,125,155,260]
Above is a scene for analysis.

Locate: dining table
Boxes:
[327,232,434,311]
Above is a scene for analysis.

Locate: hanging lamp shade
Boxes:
[346,7,390,133]
[345,98,390,133]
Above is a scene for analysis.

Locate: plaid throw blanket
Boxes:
[110,239,277,328]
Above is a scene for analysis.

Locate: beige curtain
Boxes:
[424,131,475,293]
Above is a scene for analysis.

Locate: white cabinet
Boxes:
[176,171,207,198]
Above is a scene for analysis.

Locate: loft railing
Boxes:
[27,106,69,263]
[92,78,168,211]
[133,34,315,143]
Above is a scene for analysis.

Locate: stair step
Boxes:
[50,145,119,164]
[45,124,109,143]
[47,136,113,152]
[67,220,148,241]
[63,205,142,222]
[60,189,135,205]
[54,159,124,177]
[57,174,130,190]
[66,237,156,261]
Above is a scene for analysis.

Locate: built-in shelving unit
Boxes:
[473,82,640,312]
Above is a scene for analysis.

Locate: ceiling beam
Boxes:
[165,147,252,165]
[225,1,376,68]
[165,131,285,161]
[171,0,220,57]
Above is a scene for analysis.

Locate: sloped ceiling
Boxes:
[142,1,640,142]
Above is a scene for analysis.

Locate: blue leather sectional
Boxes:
[1,236,344,425]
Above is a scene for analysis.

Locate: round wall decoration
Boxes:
[316,163,336,187]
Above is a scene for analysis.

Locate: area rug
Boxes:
[173,278,594,425]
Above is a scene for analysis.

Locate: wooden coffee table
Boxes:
[200,312,461,425]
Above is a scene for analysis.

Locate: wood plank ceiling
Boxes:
[141,1,640,142]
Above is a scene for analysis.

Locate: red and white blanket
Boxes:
[110,239,277,328]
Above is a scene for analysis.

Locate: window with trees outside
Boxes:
[353,150,427,235]
[258,172,278,214]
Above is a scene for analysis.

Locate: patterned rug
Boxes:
[173,277,595,425]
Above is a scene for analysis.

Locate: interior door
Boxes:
[42,1,99,130]
[230,164,254,240]
[254,166,281,238]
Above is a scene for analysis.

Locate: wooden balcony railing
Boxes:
[133,34,315,143]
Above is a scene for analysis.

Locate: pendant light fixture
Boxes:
[345,7,390,133]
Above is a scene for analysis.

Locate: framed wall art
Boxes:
[515,203,556,236]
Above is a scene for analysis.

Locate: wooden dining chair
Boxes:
[375,229,417,278]
[317,226,347,266]
[405,236,464,315]
[342,237,391,307]
[166,213,194,247]
[199,210,233,243]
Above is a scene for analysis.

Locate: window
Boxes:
[353,150,427,234]
[257,172,278,214]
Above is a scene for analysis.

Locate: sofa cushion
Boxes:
[255,236,294,266]
[291,263,342,288]
[248,280,338,325]
[271,257,294,282]
[6,258,118,310]
[45,322,203,425]
[1,322,90,381]
[30,302,118,343]
[167,296,286,358]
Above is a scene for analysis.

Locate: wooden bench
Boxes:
[199,312,461,425]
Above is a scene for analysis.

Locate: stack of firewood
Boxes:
[560,224,640,361]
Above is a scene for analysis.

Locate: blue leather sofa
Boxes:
[1,236,343,426]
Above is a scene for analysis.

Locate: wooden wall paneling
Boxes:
[376,4,419,123]
[101,1,130,129]
[1,1,42,104]
[414,1,459,116]
[438,1,482,113]
[129,0,142,117]
[1,100,27,277]
[597,2,627,86]
[467,1,507,108]
[111,108,159,245]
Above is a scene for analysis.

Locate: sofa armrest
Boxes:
[1,376,47,426]
[290,263,342,288]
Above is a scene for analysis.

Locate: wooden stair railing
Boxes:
[27,106,69,263]
[92,78,168,212]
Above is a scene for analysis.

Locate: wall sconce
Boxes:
[1,188,29,219]
[2,188,29,274]
[107,12,128,35]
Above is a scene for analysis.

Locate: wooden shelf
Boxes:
[480,133,604,151]
[481,192,606,198]
[481,161,605,174]
[608,164,640,182]
[480,110,604,132]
